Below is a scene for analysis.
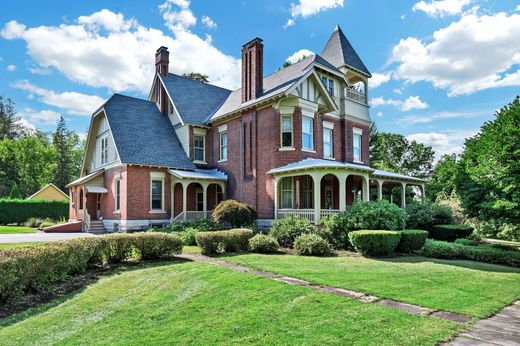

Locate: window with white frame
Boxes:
[320,76,334,96]
[353,128,362,162]
[150,172,164,211]
[302,116,314,150]
[220,131,228,161]
[323,122,333,158]
[194,135,205,162]
[100,137,108,165]
[280,177,293,208]
[115,178,121,212]
[301,175,313,209]
[281,115,293,148]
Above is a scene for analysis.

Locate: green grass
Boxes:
[221,253,520,318]
[182,245,201,254]
[0,242,47,250]
[0,226,37,234]
[0,260,461,345]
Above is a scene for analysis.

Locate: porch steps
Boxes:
[87,220,106,234]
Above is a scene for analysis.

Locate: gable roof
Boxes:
[159,73,232,125]
[27,183,69,200]
[321,25,371,77]
[103,94,195,170]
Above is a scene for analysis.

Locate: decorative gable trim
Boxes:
[156,73,184,127]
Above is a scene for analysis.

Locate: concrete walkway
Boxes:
[0,232,95,243]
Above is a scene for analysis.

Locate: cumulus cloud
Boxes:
[391,11,520,96]
[19,108,62,125]
[15,118,37,133]
[11,80,105,116]
[285,0,343,28]
[369,72,392,88]
[393,88,403,95]
[286,49,314,64]
[6,64,16,72]
[406,129,477,161]
[1,5,241,93]
[28,67,52,75]
[370,95,429,111]
[399,109,491,125]
[201,16,217,29]
[376,111,383,117]
[412,0,471,18]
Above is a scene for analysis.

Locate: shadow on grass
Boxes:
[0,257,191,327]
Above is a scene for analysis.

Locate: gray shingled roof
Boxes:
[103,94,195,170]
[321,25,371,77]
[160,73,232,125]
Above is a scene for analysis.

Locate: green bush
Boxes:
[405,202,433,229]
[293,234,333,256]
[0,199,69,225]
[320,215,353,250]
[432,203,455,225]
[180,227,198,246]
[422,240,520,267]
[195,228,254,255]
[248,234,279,253]
[24,217,43,228]
[428,224,474,242]
[454,238,479,246]
[212,200,257,228]
[0,233,182,302]
[348,230,401,256]
[159,219,220,233]
[397,230,428,253]
[269,217,316,248]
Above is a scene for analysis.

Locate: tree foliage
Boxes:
[427,154,458,200]
[182,72,209,83]
[0,96,23,140]
[53,116,82,191]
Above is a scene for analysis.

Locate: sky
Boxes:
[1,0,519,160]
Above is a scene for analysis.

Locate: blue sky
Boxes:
[1,0,519,159]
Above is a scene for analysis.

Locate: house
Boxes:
[66,25,425,232]
[27,183,69,202]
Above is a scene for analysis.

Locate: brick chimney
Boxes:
[241,38,263,103]
[155,46,169,75]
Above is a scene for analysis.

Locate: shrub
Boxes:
[454,238,479,246]
[195,228,253,255]
[160,219,220,233]
[320,215,353,250]
[397,230,428,253]
[248,234,279,253]
[428,224,474,242]
[131,232,182,260]
[348,230,401,256]
[342,200,407,231]
[497,223,520,242]
[212,200,257,228]
[0,199,69,225]
[269,217,316,248]
[24,217,43,228]
[104,234,135,262]
[180,227,198,246]
[432,203,455,225]
[405,202,433,229]
[294,234,333,256]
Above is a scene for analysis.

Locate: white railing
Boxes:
[172,210,213,223]
[346,89,366,104]
[320,209,340,219]
[277,209,315,223]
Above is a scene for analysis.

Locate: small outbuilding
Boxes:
[27,183,69,202]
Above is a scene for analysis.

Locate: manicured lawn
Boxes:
[221,253,520,318]
[0,260,461,345]
[0,242,47,250]
[182,245,201,254]
[0,226,37,234]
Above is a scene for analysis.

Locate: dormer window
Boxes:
[100,136,108,165]
[320,76,334,96]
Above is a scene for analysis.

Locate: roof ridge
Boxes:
[167,73,233,92]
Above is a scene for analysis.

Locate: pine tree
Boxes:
[52,116,81,191]
[0,96,23,140]
[9,181,21,199]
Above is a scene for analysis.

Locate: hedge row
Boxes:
[397,230,429,253]
[348,230,402,256]
[0,233,182,301]
[0,199,69,224]
[428,224,474,242]
[422,240,520,267]
[195,228,254,255]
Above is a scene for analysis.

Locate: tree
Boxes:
[52,116,82,191]
[0,96,23,140]
[182,72,209,83]
[9,182,21,199]
[456,96,520,223]
[427,154,458,200]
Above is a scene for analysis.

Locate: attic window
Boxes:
[320,76,334,96]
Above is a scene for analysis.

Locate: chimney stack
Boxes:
[155,46,169,75]
[241,38,263,103]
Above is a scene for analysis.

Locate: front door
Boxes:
[86,193,98,219]
[196,189,204,211]
[96,194,101,219]
[325,185,333,209]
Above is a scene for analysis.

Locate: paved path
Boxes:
[0,232,95,243]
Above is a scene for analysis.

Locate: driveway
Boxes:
[0,232,96,243]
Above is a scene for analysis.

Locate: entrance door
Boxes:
[196,189,204,211]
[96,194,101,219]
[324,185,333,209]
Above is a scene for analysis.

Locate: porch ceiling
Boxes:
[267,158,373,175]
[168,168,227,181]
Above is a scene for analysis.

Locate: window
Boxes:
[302,116,314,150]
[280,177,293,208]
[323,128,333,158]
[281,115,293,148]
[301,176,313,209]
[321,76,334,95]
[151,179,163,210]
[115,179,121,212]
[194,135,205,162]
[353,133,362,162]
[220,131,228,161]
[100,137,108,165]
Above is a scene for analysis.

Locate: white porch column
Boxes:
[338,173,348,212]
[401,182,407,208]
[362,175,370,202]
[377,180,383,201]
[421,183,426,202]
[390,189,394,204]
[171,181,175,221]
[182,182,188,221]
[201,182,209,218]
[273,176,279,221]
[312,172,322,225]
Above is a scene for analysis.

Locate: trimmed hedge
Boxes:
[195,228,254,255]
[422,240,520,267]
[0,199,69,224]
[212,200,257,228]
[269,217,316,248]
[454,238,479,246]
[294,234,333,256]
[248,234,279,253]
[0,233,182,302]
[428,224,474,242]
[397,230,428,253]
[348,230,401,256]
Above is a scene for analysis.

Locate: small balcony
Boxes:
[346,89,366,105]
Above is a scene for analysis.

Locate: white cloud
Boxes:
[370,95,429,111]
[391,11,520,96]
[1,6,241,93]
[19,108,62,125]
[285,0,343,27]
[201,16,217,29]
[286,49,314,64]
[28,67,52,75]
[6,64,16,72]
[412,0,471,18]
[516,5,520,12]
[376,111,383,117]
[399,108,491,125]
[406,129,477,161]
[370,72,392,88]
[393,88,403,95]
[15,118,37,133]
[11,80,104,116]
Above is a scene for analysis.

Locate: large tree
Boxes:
[456,96,520,223]
[52,116,82,191]
[427,154,458,200]
[0,96,23,140]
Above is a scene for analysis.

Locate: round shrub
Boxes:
[405,202,433,229]
[428,224,474,242]
[397,230,428,253]
[180,227,197,246]
[212,200,257,228]
[293,234,332,256]
[343,200,407,231]
[432,203,454,225]
[320,214,352,250]
[248,234,279,253]
[131,232,183,260]
[348,230,401,256]
[269,217,316,248]
[195,228,254,255]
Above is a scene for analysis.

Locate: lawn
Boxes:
[221,253,520,318]
[0,260,461,345]
[0,226,37,234]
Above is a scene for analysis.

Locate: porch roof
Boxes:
[168,168,227,181]
[267,158,373,175]
[85,185,108,193]
[66,169,104,188]
[371,169,426,183]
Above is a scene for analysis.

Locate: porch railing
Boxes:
[320,209,340,219]
[277,209,341,223]
[346,89,366,104]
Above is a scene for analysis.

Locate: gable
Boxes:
[82,110,120,175]
[28,184,68,201]
[288,70,338,113]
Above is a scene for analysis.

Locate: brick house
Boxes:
[67,26,425,232]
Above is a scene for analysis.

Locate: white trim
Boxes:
[192,127,207,136]
[302,149,316,153]
[150,171,165,179]
[27,183,69,200]
[279,147,295,151]
[114,178,121,213]
[156,73,184,126]
[301,115,314,151]
[323,127,334,159]
[193,133,206,163]
[150,172,165,213]
[353,127,364,135]
[280,113,294,149]
[219,130,228,162]
[323,121,334,130]
[218,124,227,133]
